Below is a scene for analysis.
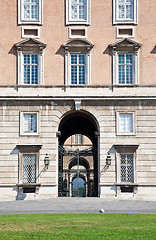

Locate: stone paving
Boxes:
[0,198,156,214]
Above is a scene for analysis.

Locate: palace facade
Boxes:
[0,0,156,200]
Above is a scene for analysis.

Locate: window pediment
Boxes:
[109,38,141,51]
[15,38,46,50]
[113,145,139,153]
[62,38,94,52]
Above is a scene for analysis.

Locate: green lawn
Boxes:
[0,213,155,240]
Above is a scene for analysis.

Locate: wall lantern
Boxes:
[44,153,50,167]
[106,153,111,166]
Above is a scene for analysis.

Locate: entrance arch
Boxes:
[58,110,99,197]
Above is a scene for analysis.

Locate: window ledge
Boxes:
[117,133,136,136]
[20,133,39,137]
[115,183,138,186]
[113,84,138,87]
[113,21,137,25]
[17,183,41,187]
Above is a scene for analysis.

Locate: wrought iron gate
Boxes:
[58,145,95,197]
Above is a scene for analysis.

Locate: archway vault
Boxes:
[58,110,99,144]
[58,110,99,197]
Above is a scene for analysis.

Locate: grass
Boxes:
[0,213,155,240]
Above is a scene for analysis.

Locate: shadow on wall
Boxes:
[8,46,17,56]
[103,46,112,56]
[150,46,156,54]
[55,46,65,57]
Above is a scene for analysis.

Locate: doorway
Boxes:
[58,111,99,197]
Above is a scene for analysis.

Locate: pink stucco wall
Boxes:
[0,0,155,85]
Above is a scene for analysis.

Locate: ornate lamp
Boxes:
[106,153,111,166]
[44,153,50,167]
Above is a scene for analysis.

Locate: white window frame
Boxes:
[66,0,90,25]
[116,111,136,136]
[69,26,87,39]
[65,52,91,85]
[113,0,137,24]
[20,111,40,136]
[22,26,40,39]
[113,51,138,85]
[17,51,44,85]
[18,0,43,25]
[116,26,134,38]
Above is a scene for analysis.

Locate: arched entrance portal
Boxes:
[58,111,99,197]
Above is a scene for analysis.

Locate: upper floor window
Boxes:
[71,54,86,84]
[109,38,141,86]
[15,38,46,85]
[18,0,42,25]
[23,54,39,84]
[113,0,137,24]
[66,0,90,25]
[118,54,133,84]
[62,39,93,85]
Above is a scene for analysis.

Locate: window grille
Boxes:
[71,54,86,84]
[23,54,39,84]
[70,0,87,20]
[120,154,134,183]
[118,54,133,84]
[23,0,39,20]
[23,154,36,183]
[117,0,134,20]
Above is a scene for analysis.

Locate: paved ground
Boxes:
[0,198,156,214]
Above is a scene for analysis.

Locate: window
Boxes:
[15,38,46,85]
[116,27,134,38]
[66,0,90,25]
[69,26,87,38]
[71,54,86,84]
[17,145,42,195]
[117,111,135,135]
[24,113,37,133]
[118,54,133,84]
[22,26,40,38]
[72,134,83,145]
[23,54,39,84]
[18,0,42,25]
[113,0,137,24]
[109,38,141,85]
[120,154,134,183]
[20,111,39,136]
[62,39,93,85]
[113,144,138,195]
[23,154,36,183]
[119,113,133,132]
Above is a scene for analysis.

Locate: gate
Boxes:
[58,145,94,197]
